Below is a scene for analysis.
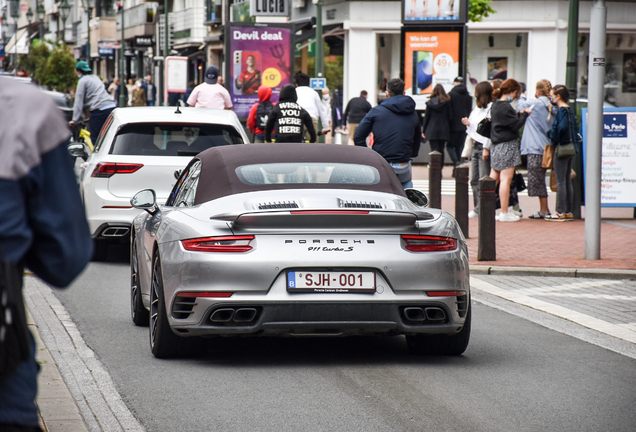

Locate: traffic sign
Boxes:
[0,43,4,58]
[310,77,326,90]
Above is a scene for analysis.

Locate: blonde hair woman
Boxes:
[518,79,557,219]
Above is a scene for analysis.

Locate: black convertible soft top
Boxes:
[193,143,407,205]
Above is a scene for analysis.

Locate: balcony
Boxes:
[116,2,158,39]
[171,6,207,48]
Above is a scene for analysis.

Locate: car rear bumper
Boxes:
[169,300,469,337]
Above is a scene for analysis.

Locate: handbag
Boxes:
[461,135,473,159]
[556,109,578,158]
[476,117,491,138]
[542,144,554,168]
[0,252,30,381]
[513,171,527,192]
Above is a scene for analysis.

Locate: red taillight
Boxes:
[181,236,254,252]
[426,291,467,297]
[91,162,143,178]
[176,292,234,298]
[401,235,457,252]
[290,210,369,215]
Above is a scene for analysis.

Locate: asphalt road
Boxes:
[51,262,636,432]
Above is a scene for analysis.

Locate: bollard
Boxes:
[478,175,497,261]
[454,163,470,238]
[428,151,442,209]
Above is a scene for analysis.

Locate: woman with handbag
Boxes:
[546,84,578,221]
[461,81,493,218]
[518,79,557,219]
[488,79,532,222]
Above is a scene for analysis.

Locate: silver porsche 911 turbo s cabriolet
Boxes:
[130,143,470,358]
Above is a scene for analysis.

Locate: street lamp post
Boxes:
[119,2,126,107]
[37,2,45,42]
[11,0,19,72]
[81,0,95,68]
[26,7,33,41]
[59,0,71,45]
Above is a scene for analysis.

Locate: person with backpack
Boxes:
[247,86,274,143]
[265,84,316,143]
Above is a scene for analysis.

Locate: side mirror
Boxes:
[131,189,158,214]
[405,188,429,207]
[68,143,88,161]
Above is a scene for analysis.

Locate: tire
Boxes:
[130,239,149,326]
[406,307,471,356]
[149,252,200,358]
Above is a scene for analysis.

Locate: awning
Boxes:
[4,28,29,55]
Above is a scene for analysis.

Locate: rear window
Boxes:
[109,122,244,156]
[235,163,380,186]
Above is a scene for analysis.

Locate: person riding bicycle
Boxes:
[70,61,116,141]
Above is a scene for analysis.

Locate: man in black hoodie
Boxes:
[265,84,316,143]
[448,76,473,165]
[353,78,421,188]
[343,90,372,145]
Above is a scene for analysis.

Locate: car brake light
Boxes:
[181,236,254,252]
[426,291,467,297]
[176,292,234,298]
[401,235,457,252]
[290,210,369,215]
[91,162,143,178]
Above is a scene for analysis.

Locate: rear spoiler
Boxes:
[211,210,434,232]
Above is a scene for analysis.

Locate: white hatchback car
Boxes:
[74,107,249,259]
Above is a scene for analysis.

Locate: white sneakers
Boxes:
[468,210,478,219]
[497,212,520,222]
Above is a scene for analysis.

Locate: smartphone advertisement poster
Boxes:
[402,29,462,109]
[581,108,636,207]
[402,0,468,24]
[226,24,293,119]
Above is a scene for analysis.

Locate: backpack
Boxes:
[256,101,274,129]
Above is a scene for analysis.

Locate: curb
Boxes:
[470,265,636,280]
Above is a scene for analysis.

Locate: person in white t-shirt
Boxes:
[294,71,330,140]
[186,65,233,110]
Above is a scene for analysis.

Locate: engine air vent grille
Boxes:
[257,201,299,210]
[339,199,384,209]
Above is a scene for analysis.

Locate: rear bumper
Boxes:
[169,301,469,337]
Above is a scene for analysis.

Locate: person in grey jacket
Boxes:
[70,61,117,141]
[518,79,557,219]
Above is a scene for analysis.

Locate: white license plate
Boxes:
[287,271,376,293]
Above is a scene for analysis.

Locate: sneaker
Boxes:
[509,206,523,217]
[498,212,520,222]
[565,213,574,219]
[545,212,573,221]
[529,211,550,219]
[468,210,478,219]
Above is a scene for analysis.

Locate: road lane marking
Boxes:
[471,278,636,345]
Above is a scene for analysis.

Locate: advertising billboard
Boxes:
[401,28,464,110]
[226,23,294,119]
[402,0,468,24]
[582,108,636,207]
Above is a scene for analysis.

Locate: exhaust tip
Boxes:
[425,307,447,322]
[233,308,258,323]
[101,227,130,237]
[403,307,426,322]
[210,308,235,322]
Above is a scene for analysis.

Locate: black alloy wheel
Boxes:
[149,252,200,358]
[131,238,149,326]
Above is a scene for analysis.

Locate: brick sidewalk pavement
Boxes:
[413,164,636,270]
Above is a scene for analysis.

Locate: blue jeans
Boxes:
[147,100,155,106]
[390,161,413,189]
[89,106,115,141]
[0,335,40,428]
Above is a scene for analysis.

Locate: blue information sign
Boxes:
[0,43,5,58]
[310,78,326,90]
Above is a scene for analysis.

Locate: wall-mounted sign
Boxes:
[249,0,289,16]
[135,36,155,47]
[99,47,115,56]
[402,0,468,24]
